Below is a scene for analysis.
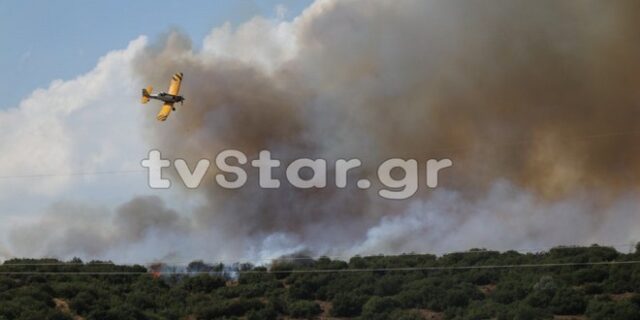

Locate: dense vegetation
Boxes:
[2,245,640,319]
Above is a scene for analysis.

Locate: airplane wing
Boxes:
[168,72,183,95]
[155,73,183,121]
[156,103,174,121]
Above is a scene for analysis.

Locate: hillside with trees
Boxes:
[2,245,640,319]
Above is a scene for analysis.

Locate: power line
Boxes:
[0,262,132,266]
[0,169,146,180]
[1,242,636,267]
[260,243,638,263]
[1,129,640,180]
[1,260,639,275]
[248,260,640,274]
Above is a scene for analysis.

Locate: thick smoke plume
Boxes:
[133,0,640,259]
[7,0,640,262]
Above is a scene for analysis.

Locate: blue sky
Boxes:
[0,0,312,109]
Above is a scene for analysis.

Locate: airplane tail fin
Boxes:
[141,86,153,104]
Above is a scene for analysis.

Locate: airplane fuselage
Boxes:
[149,92,185,104]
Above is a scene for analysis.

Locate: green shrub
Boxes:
[247,306,278,320]
[179,274,226,293]
[586,299,640,320]
[330,293,367,317]
[492,280,528,304]
[389,309,424,320]
[573,268,608,284]
[361,296,400,320]
[374,276,403,296]
[583,283,603,294]
[550,287,586,315]
[288,300,321,318]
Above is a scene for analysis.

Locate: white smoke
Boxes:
[352,182,640,256]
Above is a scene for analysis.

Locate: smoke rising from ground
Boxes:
[6,0,640,262]
[8,197,190,261]
[133,0,640,258]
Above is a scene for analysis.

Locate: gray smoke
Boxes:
[8,196,191,261]
[8,0,640,262]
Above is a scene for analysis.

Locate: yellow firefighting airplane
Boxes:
[141,72,185,121]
